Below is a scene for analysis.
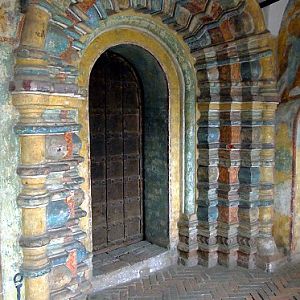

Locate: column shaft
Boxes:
[197,108,219,267]
[257,103,280,270]
[237,108,262,268]
[217,111,240,267]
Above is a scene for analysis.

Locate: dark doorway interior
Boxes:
[90,46,170,258]
[89,51,143,252]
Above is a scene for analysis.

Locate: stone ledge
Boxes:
[91,242,178,292]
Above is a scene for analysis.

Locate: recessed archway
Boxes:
[11,1,277,298]
[89,50,145,252]
[77,24,193,258]
[76,25,192,289]
[89,45,170,257]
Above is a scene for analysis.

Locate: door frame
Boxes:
[77,26,192,253]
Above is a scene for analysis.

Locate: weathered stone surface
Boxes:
[0,1,23,299]
[92,241,176,292]
[276,4,299,242]
[274,99,300,257]
[49,265,72,291]
[89,260,300,299]
[0,0,291,298]
[178,214,198,266]
[46,135,68,160]
[47,200,71,229]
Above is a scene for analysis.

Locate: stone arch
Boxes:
[12,1,278,299]
[77,22,196,255]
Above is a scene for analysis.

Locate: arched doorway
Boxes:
[11,0,278,296]
[89,46,170,257]
[89,51,143,252]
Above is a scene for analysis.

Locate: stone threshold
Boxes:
[91,241,178,293]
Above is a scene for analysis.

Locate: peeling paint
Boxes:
[274,99,300,254]
[0,43,22,300]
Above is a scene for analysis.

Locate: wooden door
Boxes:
[89,51,143,252]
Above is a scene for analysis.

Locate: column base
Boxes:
[237,236,258,269]
[256,236,283,272]
[256,253,286,272]
[257,236,278,256]
[198,246,218,268]
[178,250,198,267]
[198,221,218,268]
[218,248,238,268]
[237,251,256,269]
[178,213,198,267]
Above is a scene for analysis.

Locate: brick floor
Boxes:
[88,260,300,300]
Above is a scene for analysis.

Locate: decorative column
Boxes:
[13,3,51,299]
[13,93,91,298]
[13,2,91,298]
[197,107,219,268]
[178,213,198,266]
[13,100,51,300]
[45,117,90,299]
[257,102,280,270]
[237,107,262,268]
[19,140,51,299]
[217,110,241,268]
[178,87,198,266]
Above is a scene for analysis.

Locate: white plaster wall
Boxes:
[0,1,23,299]
[262,0,289,36]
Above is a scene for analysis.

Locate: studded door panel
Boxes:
[90,52,143,252]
